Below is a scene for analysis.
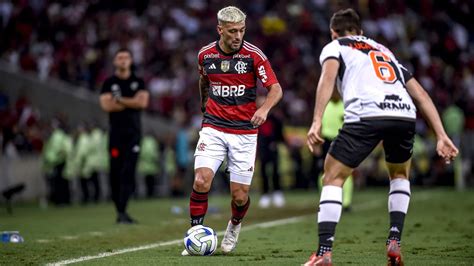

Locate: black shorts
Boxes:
[328,119,415,168]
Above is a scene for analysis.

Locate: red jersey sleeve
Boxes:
[252,49,278,88]
[197,53,207,77]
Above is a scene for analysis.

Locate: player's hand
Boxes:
[307,121,324,154]
[251,108,268,128]
[436,135,459,164]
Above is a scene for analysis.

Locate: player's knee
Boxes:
[386,162,410,180]
[231,189,248,206]
[193,172,211,192]
[321,173,346,187]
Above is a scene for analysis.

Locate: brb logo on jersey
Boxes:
[212,85,245,97]
[258,65,268,83]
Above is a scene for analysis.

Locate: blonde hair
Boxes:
[217,6,246,24]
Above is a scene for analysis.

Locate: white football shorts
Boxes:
[194,127,257,185]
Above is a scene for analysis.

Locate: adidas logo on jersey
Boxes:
[209,63,216,70]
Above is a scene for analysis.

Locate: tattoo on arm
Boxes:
[199,75,210,112]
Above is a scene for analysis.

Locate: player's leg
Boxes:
[189,128,226,227]
[306,121,380,265]
[382,119,415,265]
[385,160,411,266]
[317,154,353,252]
[305,155,353,266]
[182,128,225,256]
[318,139,332,193]
[221,179,251,254]
[189,165,217,226]
[221,132,257,253]
[230,181,251,224]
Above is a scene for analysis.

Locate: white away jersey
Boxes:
[319,35,416,122]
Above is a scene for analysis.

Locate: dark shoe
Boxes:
[116,213,138,224]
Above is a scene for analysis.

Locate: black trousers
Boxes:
[109,134,140,214]
[80,171,101,203]
[49,163,71,205]
[259,148,281,194]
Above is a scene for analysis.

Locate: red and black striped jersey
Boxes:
[198,40,279,134]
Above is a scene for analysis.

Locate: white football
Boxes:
[183,225,218,256]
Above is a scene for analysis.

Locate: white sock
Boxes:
[388,178,410,214]
[317,185,342,251]
[318,185,343,223]
[388,178,410,243]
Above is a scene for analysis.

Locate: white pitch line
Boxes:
[45,215,310,266]
[47,192,432,266]
[88,232,105,237]
[60,236,79,240]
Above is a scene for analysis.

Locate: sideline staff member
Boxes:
[100,49,149,224]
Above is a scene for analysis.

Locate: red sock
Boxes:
[231,197,250,225]
[190,189,208,226]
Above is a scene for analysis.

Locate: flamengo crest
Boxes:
[234,61,247,74]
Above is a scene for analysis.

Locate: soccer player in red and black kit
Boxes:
[99,49,149,224]
[182,6,283,255]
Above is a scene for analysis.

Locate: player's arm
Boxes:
[307,59,339,153]
[251,83,283,127]
[199,74,210,113]
[116,90,149,110]
[405,78,458,162]
[100,93,125,112]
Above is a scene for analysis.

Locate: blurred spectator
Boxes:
[41,119,72,205]
[172,114,191,197]
[69,124,105,204]
[442,103,465,188]
[1,1,473,130]
[257,101,286,208]
[138,134,160,198]
[1,0,473,193]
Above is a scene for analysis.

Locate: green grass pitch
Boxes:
[1,189,473,265]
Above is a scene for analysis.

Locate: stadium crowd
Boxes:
[1,0,473,204]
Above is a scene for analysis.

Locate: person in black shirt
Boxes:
[99,49,149,224]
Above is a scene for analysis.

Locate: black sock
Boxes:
[387,211,405,246]
[318,222,337,256]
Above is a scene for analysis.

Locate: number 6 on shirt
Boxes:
[369,50,397,84]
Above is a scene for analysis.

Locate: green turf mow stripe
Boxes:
[47,192,434,266]
[46,216,310,265]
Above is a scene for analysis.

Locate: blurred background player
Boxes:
[305,9,458,266]
[183,6,283,255]
[257,96,286,209]
[99,49,149,224]
[318,93,353,212]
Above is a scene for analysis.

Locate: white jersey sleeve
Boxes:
[319,40,341,65]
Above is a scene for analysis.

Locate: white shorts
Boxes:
[194,127,257,185]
